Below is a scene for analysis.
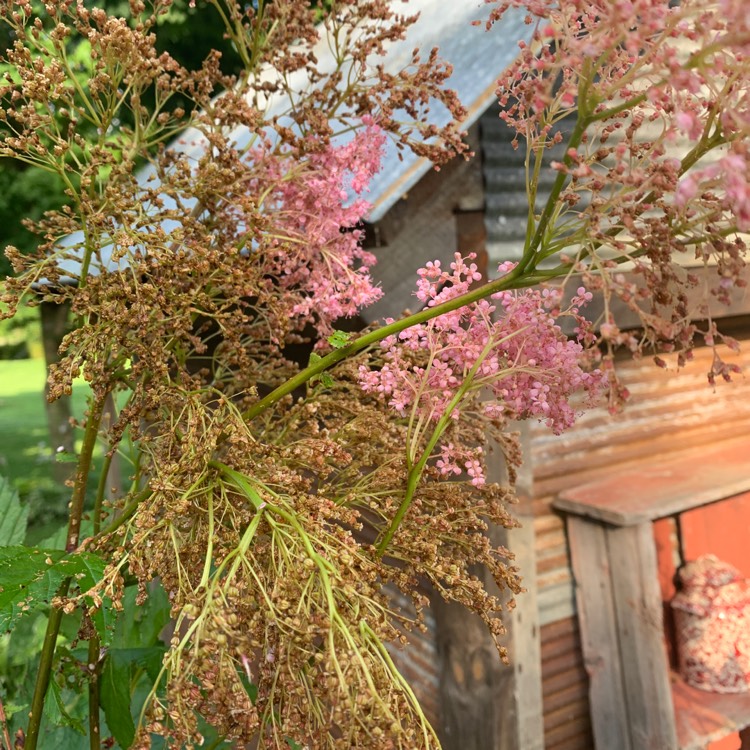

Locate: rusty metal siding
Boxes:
[541,617,594,750]
[531,329,750,628]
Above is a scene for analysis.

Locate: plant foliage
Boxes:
[0,0,748,748]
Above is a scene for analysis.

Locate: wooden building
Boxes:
[377,120,750,750]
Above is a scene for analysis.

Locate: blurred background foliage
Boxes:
[0,0,245,279]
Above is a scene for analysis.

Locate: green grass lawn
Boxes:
[0,358,106,542]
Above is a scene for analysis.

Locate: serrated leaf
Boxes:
[308,352,323,366]
[327,330,351,349]
[44,678,86,735]
[0,547,66,630]
[70,551,113,645]
[319,373,334,388]
[0,547,109,636]
[100,651,136,749]
[0,476,28,545]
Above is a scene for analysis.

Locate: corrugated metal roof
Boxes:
[52,1,530,280]
[480,104,578,260]
[363,2,530,221]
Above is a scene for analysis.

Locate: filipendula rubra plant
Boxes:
[0,0,748,748]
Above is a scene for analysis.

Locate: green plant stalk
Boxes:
[67,396,107,552]
[87,631,101,750]
[26,394,107,750]
[524,113,590,264]
[214,466,434,732]
[92,449,114,536]
[358,619,438,748]
[24,579,70,750]
[244,266,539,422]
[81,486,151,551]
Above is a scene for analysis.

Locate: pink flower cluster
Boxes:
[676,149,750,232]
[249,120,386,336]
[359,255,604,440]
[435,442,488,487]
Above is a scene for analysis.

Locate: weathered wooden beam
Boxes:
[606,522,677,750]
[433,423,544,750]
[567,516,631,750]
[432,571,517,750]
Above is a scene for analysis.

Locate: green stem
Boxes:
[67,396,107,552]
[81,487,150,551]
[26,395,107,750]
[24,580,71,750]
[524,113,590,263]
[243,266,536,421]
[87,632,101,750]
[92,450,113,536]
[376,338,498,555]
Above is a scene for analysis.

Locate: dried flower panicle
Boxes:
[0,2,503,748]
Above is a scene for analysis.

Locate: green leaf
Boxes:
[0,547,66,631]
[0,476,28,545]
[1,702,26,719]
[307,352,334,388]
[236,667,258,705]
[327,330,351,349]
[44,679,86,735]
[70,551,113,646]
[113,583,171,651]
[0,546,108,635]
[100,651,136,749]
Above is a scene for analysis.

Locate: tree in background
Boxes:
[0,1,748,748]
[0,0,243,277]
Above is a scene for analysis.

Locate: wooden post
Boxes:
[505,423,544,750]
[568,517,631,750]
[607,523,677,750]
[567,517,677,750]
[433,423,544,750]
[433,583,517,750]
